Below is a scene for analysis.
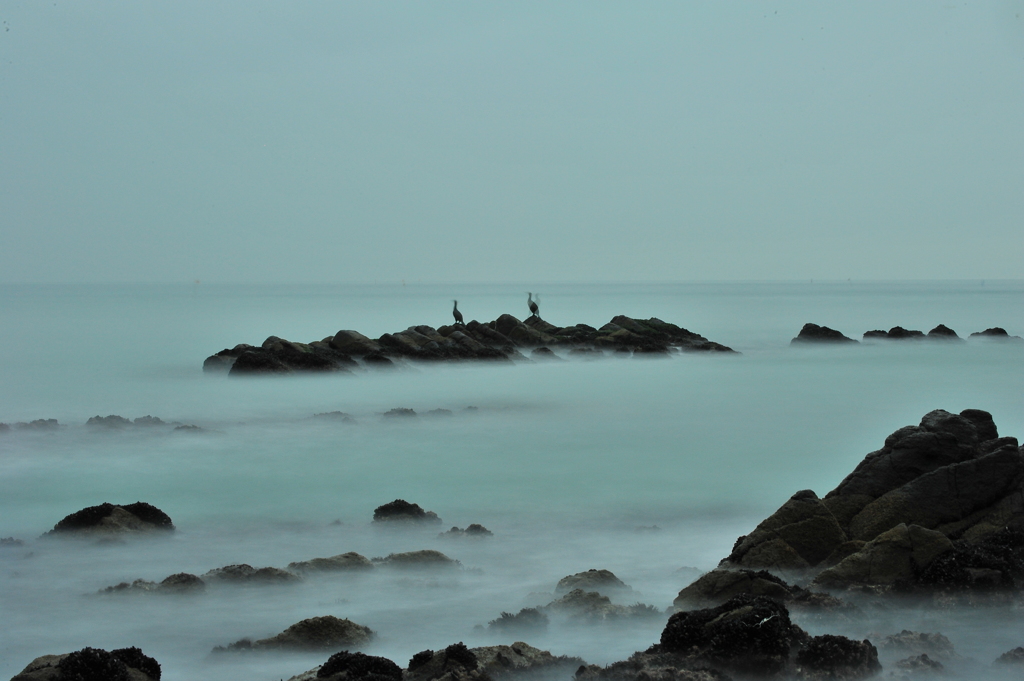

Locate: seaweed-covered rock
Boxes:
[658,594,806,676]
[471,642,584,680]
[794,635,880,680]
[219,616,373,652]
[791,324,858,344]
[288,552,374,574]
[202,563,300,583]
[372,499,441,523]
[405,643,484,681]
[555,569,632,598]
[47,502,174,537]
[486,608,549,634]
[316,651,402,681]
[11,647,160,681]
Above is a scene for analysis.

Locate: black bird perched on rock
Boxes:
[527,292,539,319]
[452,300,464,325]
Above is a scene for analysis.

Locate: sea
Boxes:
[1,281,1022,681]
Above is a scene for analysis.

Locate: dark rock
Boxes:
[791,324,858,344]
[158,572,205,593]
[330,330,383,356]
[363,352,394,366]
[893,654,943,673]
[318,651,402,681]
[926,324,960,339]
[229,348,290,374]
[673,569,848,612]
[313,411,356,423]
[794,635,880,679]
[383,408,417,418]
[486,608,549,634]
[969,327,1024,340]
[1,536,25,547]
[658,594,806,676]
[287,552,374,573]
[439,524,493,538]
[471,643,585,681]
[405,643,483,681]
[373,499,441,523]
[373,550,459,569]
[863,330,888,339]
[886,326,926,340]
[202,564,300,583]
[217,615,373,652]
[811,524,953,589]
[555,569,632,597]
[995,646,1024,665]
[544,588,661,622]
[86,415,132,428]
[916,527,1024,591]
[133,415,165,426]
[11,646,160,681]
[574,651,730,681]
[173,424,201,432]
[530,347,562,360]
[48,502,174,536]
[15,419,60,430]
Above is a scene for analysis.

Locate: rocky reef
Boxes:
[203,315,734,374]
[792,324,1022,345]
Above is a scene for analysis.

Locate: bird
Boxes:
[452,300,464,326]
[527,292,539,318]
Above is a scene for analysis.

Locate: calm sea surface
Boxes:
[1,281,1022,680]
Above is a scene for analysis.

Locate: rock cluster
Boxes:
[204,315,734,374]
[11,646,160,681]
[214,615,374,653]
[793,324,1021,344]
[713,408,1024,596]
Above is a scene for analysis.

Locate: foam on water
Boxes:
[1,282,1023,680]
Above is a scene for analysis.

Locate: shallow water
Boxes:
[1,282,1023,680]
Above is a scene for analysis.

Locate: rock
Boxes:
[886,326,926,340]
[544,589,660,622]
[47,502,174,537]
[373,499,441,523]
[530,347,562,361]
[202,564,300,583]
[554,569,632,598]
[1,536,25,547]
[224,336,356,375]
[439,524,493,538]
[791,324,859,344]
[916,527,1024,591]
[486,608,549,634]
[287,552,374,574]
[317,651,402,681]
[674,569,796,610]
[470,642,584,680]
[217,615,374,652]
[794,635,880,680]
[970,327,1024,340]
[330,330,383,356]
[406,642,484,681]
[14,419,60,430]
[383,408,417,418]
[926,324,961,340]
[100,572,205,595]
[373,550,459,569]
[313,411,356,423]
[86,415,132,428]
[893,654,944,674]
[811,524,953,589]
[723,490,848,571]
[11,646,160,681]
[657,594,806,676]
[995,646,1024,665]
[878,631,956,661]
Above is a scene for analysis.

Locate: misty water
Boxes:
[1,281,1022,681]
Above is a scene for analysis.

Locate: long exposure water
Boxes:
[1,281,1022,680]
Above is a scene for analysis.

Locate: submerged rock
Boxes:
[970,327,1024,340]
[372,550,459,569]
[47,502,174,537]
[11,646,160,681]
[216,615,374,652]
[878,630,956,661]
[486,608,549,634]
[544,588,660,622]
[791,323,859,344]
[100,572,205,595]
[440,524,493,538]
[995,646,1024,665]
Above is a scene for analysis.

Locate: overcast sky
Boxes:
[1,2,1022,283]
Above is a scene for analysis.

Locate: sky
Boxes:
[1,1,1022,284]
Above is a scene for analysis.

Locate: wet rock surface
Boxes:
[46,502,174,537]
[11,646,160,681]
[203,314,734,373]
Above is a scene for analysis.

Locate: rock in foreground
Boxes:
[11,646,160,681]
[216,615,374,652]
[47,502,174,537]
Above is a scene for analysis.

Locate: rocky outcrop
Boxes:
[439,524,493,538]
[46,502,174,537]
[372,550,460,569]
[203,315,734,373]
[672,569,849,613]
[100,572,205,595]
[215,616,373,652]
[793,635,880,680]
[791,324,859,344]
[554,569,633,598]
[202,563,301,583]
[710,409,1024,596]
[11,646,160,681]
[287,552,374,574]
[543,589,660,622]
[405,643,486,681]
[486,608,549,634]
[373,499,441,523]
[970,327,1024,341]
[471,642,584,680]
